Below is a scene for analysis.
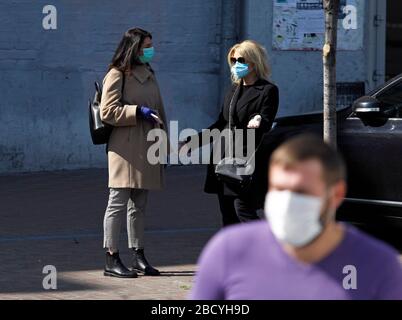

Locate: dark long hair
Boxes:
[108,27,152,73]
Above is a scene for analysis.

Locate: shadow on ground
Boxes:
[0,166,220,296]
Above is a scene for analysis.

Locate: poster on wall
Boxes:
[272,0,364,51]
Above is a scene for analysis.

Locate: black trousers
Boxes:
[217,193,259,227]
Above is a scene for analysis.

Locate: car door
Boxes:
[338,76,402,222]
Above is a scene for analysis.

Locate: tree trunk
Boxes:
[323,0,340,148]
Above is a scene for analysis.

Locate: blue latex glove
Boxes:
[138,106,157,123]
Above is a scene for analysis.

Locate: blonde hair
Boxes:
[227,40,271,84]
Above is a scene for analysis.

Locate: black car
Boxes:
[261,74,402,237]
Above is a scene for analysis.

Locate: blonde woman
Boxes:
[184,40,279,226]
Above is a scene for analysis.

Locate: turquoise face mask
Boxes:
[231,62,249,79]
[139,47,154,64]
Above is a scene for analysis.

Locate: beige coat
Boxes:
[100,65,168,190]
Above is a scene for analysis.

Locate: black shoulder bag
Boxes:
[88,72,125,145]
[214,82,263,193]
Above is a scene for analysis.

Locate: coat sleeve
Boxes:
[207,106,227,131]
[250,84,279,134]
[100,69,138,127]
[185,105,227,148]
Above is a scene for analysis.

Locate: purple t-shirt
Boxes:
[190,221,402,300]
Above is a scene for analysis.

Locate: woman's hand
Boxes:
[247,115,262,128]
[138,105,158,123]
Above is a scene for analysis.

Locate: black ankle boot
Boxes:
[132,248,160,276]
[104,252,138,278]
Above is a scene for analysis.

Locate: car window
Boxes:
[376,81,402,117]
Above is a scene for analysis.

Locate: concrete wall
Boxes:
[0,0,226,173]
[0,0,377,173]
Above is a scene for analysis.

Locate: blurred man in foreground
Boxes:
[190,134,402,299]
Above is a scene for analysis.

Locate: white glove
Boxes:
[247,115,262,128]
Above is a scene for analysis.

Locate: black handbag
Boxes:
[88,72,125,145]
[214,82,261,193]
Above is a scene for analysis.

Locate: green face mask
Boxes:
[139,47,155,64]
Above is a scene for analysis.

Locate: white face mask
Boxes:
[264,190,324,247]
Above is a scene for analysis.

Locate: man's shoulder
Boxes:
[344,224,400,259]
[215,220,270,244]
[201,221,271,259]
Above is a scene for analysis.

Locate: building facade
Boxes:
[0,0,397,173]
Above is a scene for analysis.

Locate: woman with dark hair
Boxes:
[100,28,168,278]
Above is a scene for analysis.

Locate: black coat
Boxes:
[203,78,279,207]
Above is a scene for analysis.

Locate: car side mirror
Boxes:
[352,96,382,116]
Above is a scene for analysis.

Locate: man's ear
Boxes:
[333,180,347,209]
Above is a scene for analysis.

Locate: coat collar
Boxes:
[230,79,267,91]
[234,79,266,112]
[132,64,153,84]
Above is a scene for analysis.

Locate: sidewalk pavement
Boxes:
[1,165,400,300]
[0,165,223,299]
